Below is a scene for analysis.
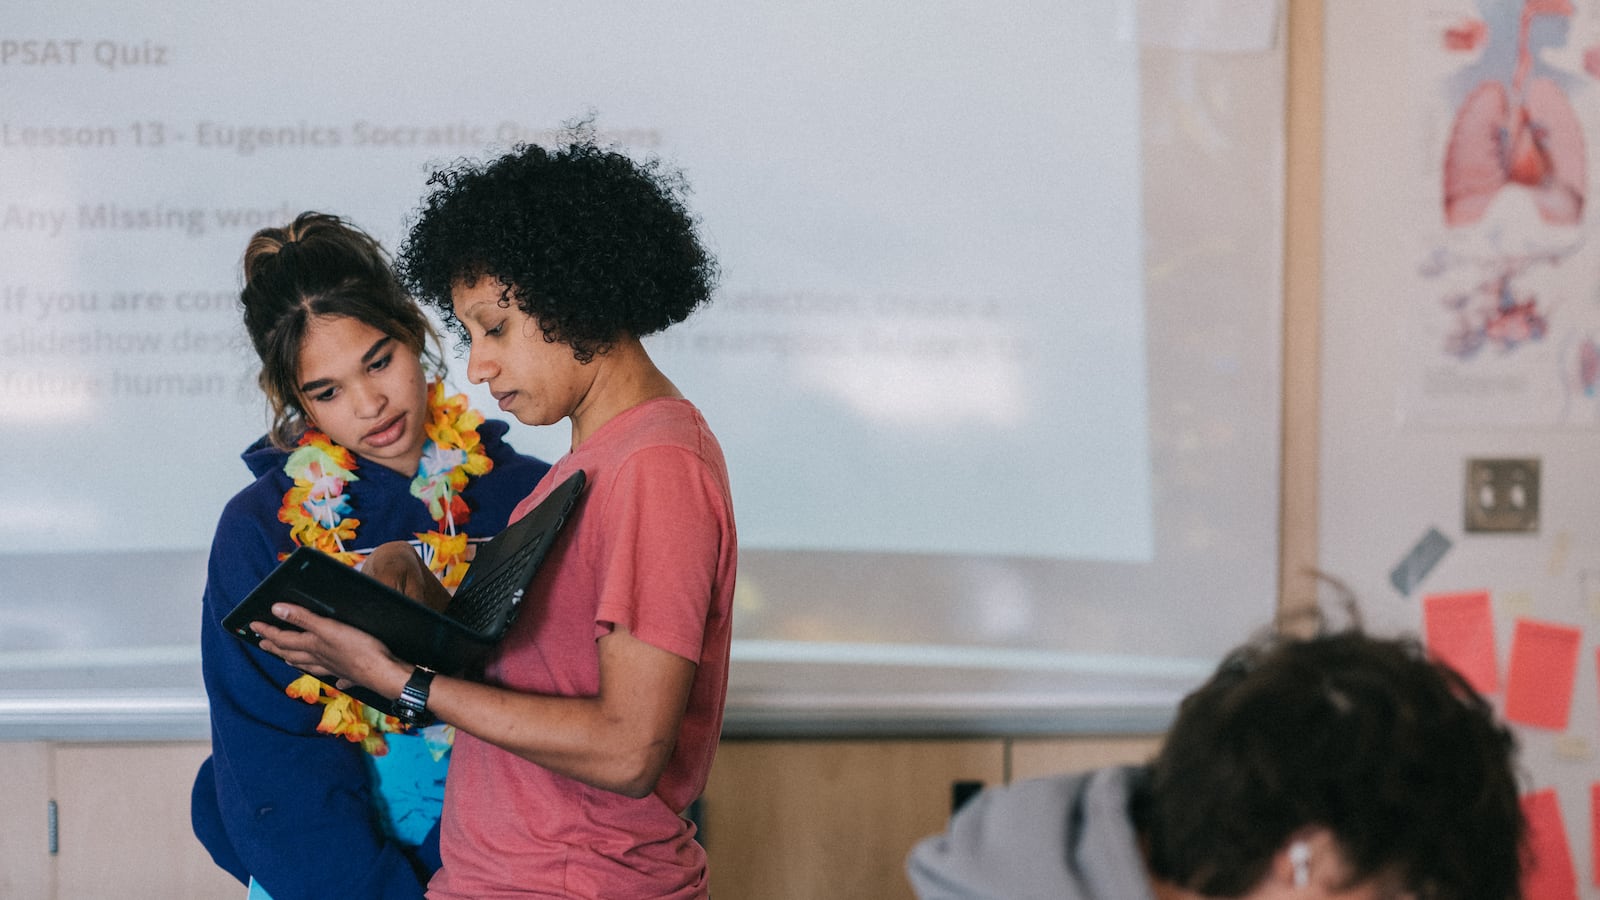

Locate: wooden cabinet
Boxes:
[0,733,1164,899]
[700,739,1006,900]
[696,735,1162,899]
[52,742,241,899]
[0,742,53,900]
[0,741,239,900]
[1008,734,1162,781]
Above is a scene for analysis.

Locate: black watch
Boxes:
[394,666,436,725]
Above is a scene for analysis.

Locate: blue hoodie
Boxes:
[191,420,549,900]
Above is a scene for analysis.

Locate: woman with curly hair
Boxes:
[252,135,736,899]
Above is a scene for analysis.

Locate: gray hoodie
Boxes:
[906,765,1158,900]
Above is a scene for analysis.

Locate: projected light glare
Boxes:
[968,564,1036,639]
[0,379,98,423]
[801,354,1026,427]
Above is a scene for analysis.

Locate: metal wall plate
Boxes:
[1464,458,1540,533]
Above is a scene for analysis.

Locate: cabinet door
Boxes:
[0,742,54,900]
[53,742,243,900]
[700,739,1004,900]
[1007,734,1162,782]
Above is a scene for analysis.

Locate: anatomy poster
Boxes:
[1405,0,1600,425]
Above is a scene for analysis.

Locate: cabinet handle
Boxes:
[48,799,58,855]
[951,780,984,815]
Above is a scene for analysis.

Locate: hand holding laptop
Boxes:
[251,601,412,702]
[248,541,451,700]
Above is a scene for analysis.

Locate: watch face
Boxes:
[395,698,429,724]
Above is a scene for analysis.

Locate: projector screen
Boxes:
[0,1,1285,729]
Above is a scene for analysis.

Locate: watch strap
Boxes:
[394,666,436,725]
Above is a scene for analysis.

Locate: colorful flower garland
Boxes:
[279,381,493,754]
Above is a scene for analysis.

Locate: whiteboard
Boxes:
[0,1,1285,729]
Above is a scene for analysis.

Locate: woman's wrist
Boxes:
[390,658,416,699]
[393,666,437,724]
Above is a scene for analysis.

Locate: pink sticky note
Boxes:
[1504,619,1582,729]
[1421,590,1498,694]
[1591,784,1600,888]
[1522,789,1577,900]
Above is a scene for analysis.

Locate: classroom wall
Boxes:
[1321,2,1600,895]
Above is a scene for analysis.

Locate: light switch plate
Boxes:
[1464,458,1540,533]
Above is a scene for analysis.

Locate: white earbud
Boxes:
[1289,840,1312,888]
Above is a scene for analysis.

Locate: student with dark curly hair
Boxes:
[907,630,1525,900]
[251,136,735,899]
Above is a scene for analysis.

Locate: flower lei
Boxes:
[278,381,494,754]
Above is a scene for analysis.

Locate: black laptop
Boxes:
[223,469,586,716]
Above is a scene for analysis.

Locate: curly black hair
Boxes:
[1134,630,1524,900]
[396,132,718,363]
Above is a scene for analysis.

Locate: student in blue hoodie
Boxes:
[189,211,549,900]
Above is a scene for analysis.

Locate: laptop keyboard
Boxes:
[447,535,544,635]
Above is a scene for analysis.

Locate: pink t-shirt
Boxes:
[428,398,736,900]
